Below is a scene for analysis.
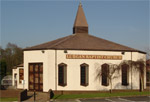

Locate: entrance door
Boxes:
[29,63,43,91]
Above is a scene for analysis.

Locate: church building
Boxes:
[12,3,146,92]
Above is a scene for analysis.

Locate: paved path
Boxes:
[24,91,49,102]
[51,99,81,102]
[79,96,150,102]
[51,96,150,102]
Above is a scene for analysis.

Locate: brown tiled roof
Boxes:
[17,63,24,67]
[24,33,144,53]
[13,63,23,69]
[23,3,145,54]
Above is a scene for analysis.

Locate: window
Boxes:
[19,69,24,84]
[122,64,129,86]
[14,74,17,80]
[101,64,109,86]
[80,63,89,86]
[58,63,67,86]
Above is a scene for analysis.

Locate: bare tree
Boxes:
[95,59,145,93]
[1,43,23,75]
[145,48,150,59]
[132,59,145,92]
[95,63,121,93]
[108,64,121,93]
[120,59,145,92]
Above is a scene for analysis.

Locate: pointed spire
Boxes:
[73,2,88,34]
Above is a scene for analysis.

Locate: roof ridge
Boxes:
[50,35,75,49]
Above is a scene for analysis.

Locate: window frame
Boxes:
[121,64,129,86]
[19,69,24,84]
[80,63,89,86]
[58,63,67,86]
[101,64,109,86]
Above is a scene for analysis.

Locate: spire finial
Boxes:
[79,0,82,6]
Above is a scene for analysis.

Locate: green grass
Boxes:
[0,97,18,101]
[52,91,150,99]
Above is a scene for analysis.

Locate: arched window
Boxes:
[58,63,67,86]
[101,64,109,86]
[122,64,129,86]
[80,63,89,86]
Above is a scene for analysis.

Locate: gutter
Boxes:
[23,48,146,54]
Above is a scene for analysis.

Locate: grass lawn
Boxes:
[53,91,150,99]
[0,97,18,101]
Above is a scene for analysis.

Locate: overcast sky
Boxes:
[1,0,149,52]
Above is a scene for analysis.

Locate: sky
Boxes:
[1,0,149,53]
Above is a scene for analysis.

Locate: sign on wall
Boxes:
[66,54,122,60]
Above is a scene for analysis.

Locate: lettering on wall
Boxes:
[66,54,122,60]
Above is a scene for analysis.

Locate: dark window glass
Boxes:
[14,74,17,79]
[19,69,24,84]
[81,66,86,85]
[58,63,67,86]
[101,64,109,86]
[80,64,89,86]
[122,64,129,86]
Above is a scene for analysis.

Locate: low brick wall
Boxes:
[52,89,141,95]
[146,82,150,86]
[18,89,27,102]
[0,89,22,98]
